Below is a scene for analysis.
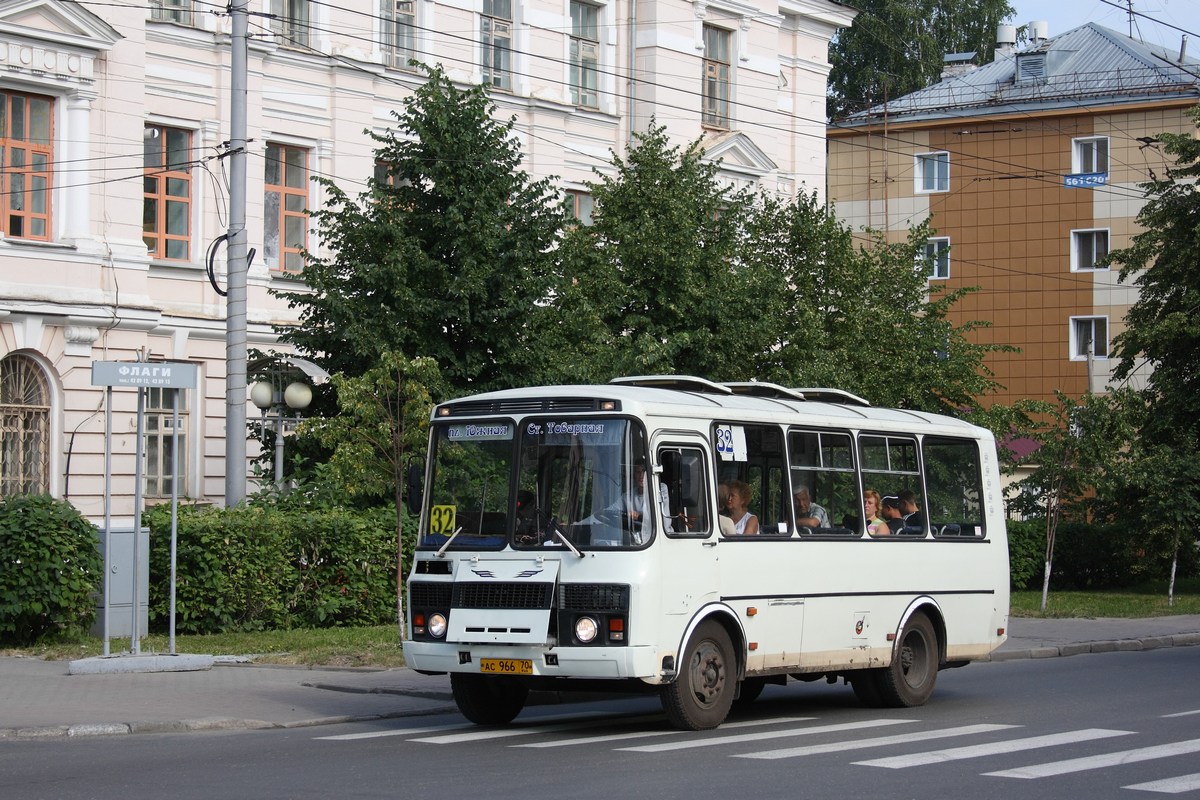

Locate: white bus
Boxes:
[402,377,1009,730]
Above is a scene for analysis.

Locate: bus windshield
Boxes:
[420,417,651,550]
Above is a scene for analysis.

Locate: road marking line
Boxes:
[1162,710,1200,718]
[984,738,1200,779]
[735,723,1017,761]
[410,714,657,744]
[619,719,918,754]
[1124,772,1200,794]
[512,716,817,748]
[854,729,1134,768]
[317,722,474,741]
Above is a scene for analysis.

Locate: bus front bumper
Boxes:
[402,641,667,683]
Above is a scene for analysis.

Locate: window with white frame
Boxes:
[264,143,309,272]
[924,237,950,280]
[1073,136,1109,174]
[1070,316,1109,359]
[144,387,189,498]
[270,0,311,48]
[481,0,513,91]
[1071,229,1109,271]
[150,0,196,26]
[0,354,51,497]
[915,151,949,193]
[1,90,53,241]
[144,125,193,261]
[383,0,417,70]
[569,1,600,107]
[702,24,732,129]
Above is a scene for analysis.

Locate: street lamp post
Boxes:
[250,378,313,486]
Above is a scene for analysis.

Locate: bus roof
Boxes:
[434,376,991,441]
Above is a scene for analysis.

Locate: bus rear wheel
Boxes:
[878,612,939,707]
[661,621,736,730]
[450,673,529,725]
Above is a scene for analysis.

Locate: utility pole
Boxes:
[225,0,250,505]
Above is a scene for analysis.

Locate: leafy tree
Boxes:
[828,0,1014,120]
[274,64,569,394]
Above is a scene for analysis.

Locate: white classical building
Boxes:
[0,0,855,521]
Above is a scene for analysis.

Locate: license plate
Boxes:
[479,658,533,675]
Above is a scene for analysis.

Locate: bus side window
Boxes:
[660,446,710,535]
[923,437,985,537]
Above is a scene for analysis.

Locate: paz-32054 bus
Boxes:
[402,377,1009,730]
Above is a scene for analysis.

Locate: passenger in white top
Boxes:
[726,479,759,535]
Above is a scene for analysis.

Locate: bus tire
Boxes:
[878,613,939,707]
[849,670,886,708]
[661,621,736,730]
[450,673,529,725]
[734,677,767,706]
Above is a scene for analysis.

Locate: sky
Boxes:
[1005,0,1200,52]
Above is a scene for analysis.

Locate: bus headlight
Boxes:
[575,616,599,644]
[428,613,448,639]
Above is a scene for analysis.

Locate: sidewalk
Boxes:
[3,616,1198,740]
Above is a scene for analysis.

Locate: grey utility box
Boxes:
[91,526,150,638]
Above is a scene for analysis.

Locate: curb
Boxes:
[985,632,1200,662]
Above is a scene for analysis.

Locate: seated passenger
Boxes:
[899,489,926,534]
[863,489,890,537]
[726,480,759,535]
[880,495,905,534]
[793,487,830,529]
[716,482,737,536]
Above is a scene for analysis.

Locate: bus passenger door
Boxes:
[655,440,720,621]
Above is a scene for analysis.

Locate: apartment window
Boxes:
[481,0,513,91]
[0,354,51,497]
[383,0,417,69]
[916,151,949,193]
[150,0,195,26]
[1,90,53,241]
[1071,229,1109,271]
[264,143,309,272]
[144,388,189,498]
[1073,136,1109,174]
[924,237,950,280]
[143,125,193,261]
[1071,316,1109,360]
[702,25,731,129]
[270,0,310,48]
[569,1,600,107]
[567,189,593,225]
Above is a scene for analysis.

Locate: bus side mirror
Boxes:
[405,462,423,516]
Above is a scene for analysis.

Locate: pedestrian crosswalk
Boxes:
[323,707,1200,794]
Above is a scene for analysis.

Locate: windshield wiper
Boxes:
[434,526,464,558]
[548,517,585,559]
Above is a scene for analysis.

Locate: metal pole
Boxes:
[132,387,145,655]
[102,386,112,657]
[225,0,250,505]
[274,403,285,485]
[169,388,180,655]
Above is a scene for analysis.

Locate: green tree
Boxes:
[274,65,569,393]
[828,0,1014,120]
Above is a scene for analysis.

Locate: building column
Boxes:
[62,90,96,245]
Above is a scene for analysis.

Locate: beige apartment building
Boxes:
[828,22,1200,409]
[0,0,855,521]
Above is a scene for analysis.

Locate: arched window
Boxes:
[1,354,51,496]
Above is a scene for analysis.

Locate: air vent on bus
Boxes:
[443,397,611,415]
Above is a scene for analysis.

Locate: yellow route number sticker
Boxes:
[430,505,456,535]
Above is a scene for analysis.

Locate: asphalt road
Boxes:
[3,647,1198,800]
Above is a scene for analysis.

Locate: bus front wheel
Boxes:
[451,673,529,725]
[878,612,939,707]
[661,621,736,730]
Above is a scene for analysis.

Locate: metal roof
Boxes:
[833,23,1200,127]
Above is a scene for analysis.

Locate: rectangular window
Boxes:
[481,0,513,91]
[1071,229,1109,271]
[1,91,53,241]
[715,424,787,536]
[915,152,949,193]
[1073,136,1109,174]
[787,429,856,535]
[143,125,193,261]
[569,1,600,107]
[859,434,925,536]
[383,0,417,69]
[150,0,195,26]
[702,25,731,129]
[923,437,984,538]
[1071,316,1109,359]
[567,190,593,225]
[264,143,309,272]
[270,0,310,48]
[144,387,189,498]
[924,237,950,280]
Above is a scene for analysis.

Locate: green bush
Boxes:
[1005,518,1043,590]
[0,494,103,645]
[144,503,410,633]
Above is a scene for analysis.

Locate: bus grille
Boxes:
[453,582,554,609]
[410,581,452,607]
[559,583,630,612]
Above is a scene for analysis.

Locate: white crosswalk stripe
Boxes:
[511,716,818,748]
[619,718,921,754]
[1124,772,1200,794]
[853,728,1134,769]
[735,723,1017,760]
[983,738,1200,779]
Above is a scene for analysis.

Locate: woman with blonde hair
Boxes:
[727,480,759,535]
[863,489,889,537]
